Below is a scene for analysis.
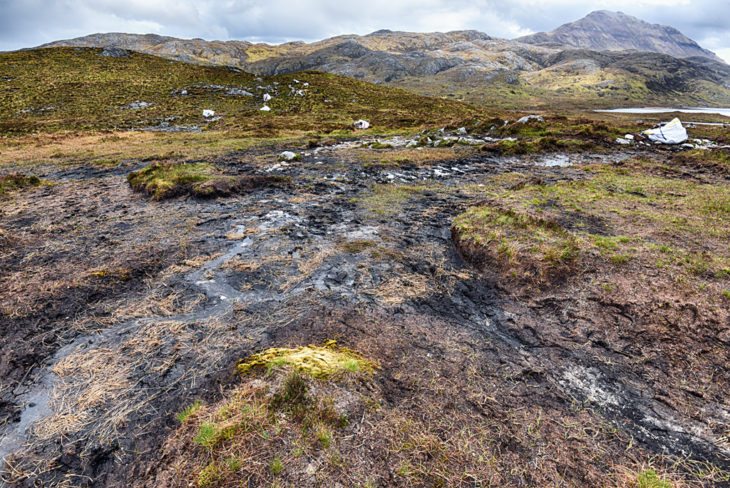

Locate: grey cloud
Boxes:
[0,0,728,61]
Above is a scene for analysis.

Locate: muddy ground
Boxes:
[0,139,728,486]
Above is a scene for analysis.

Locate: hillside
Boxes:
[518,10,723,62]
[0,47,481,135]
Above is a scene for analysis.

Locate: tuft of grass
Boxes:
[0,173,41,196]
[176,400,203,423]
[237,340,377,379]
[194,422,220,449]
[315,424,333,449]
[270,457,284,476]
[453,206,580,283]
[270,371,310,417]
[637,469,672,488]
[197,462,222,488]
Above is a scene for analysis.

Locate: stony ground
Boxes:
[0,135,728,487]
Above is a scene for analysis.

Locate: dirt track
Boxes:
[1,141,728,486]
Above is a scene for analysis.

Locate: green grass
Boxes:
[453,206,580,283]
[197,462,222,488]
[128,162,215,199]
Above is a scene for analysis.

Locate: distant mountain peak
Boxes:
[518,10,722,62]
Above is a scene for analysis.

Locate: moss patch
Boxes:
[237,340,377,379]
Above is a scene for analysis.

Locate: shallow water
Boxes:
[596,107,730,117]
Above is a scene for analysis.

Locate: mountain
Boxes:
[37,13,730,108]
[518,10,723,62]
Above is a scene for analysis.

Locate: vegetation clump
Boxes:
[453,205,580,284]
[127,162,289,200]
[0,173,41,196]
[237,339,377,379]
[454,158,730,290]
[167,341,377,486]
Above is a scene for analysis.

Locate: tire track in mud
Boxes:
[1,147,728,484]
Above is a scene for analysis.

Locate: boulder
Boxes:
[354,120,371,130]
[279,151,300,162]
[517,115,545,124]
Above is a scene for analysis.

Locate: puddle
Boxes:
[595,107,730,117]
[537,154,572,167]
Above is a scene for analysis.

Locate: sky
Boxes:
[0,0,728,62]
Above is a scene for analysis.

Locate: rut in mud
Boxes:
[0,143,728,486]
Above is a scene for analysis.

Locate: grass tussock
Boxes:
[453,206,580,284]
[0,173,41,196]
[127,162,289,200]
[164,341,377,487]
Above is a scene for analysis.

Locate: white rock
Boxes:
[517,115,544,124]
[202,109,216,118]
[457,127,468,135]
[615,138,632,145]
[263,93,272,102]
[354,119,370,130]
[260,105,271,112]
[279,151,299,162]
[624,134,635,140]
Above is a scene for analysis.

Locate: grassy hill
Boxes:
[0,47,481,135]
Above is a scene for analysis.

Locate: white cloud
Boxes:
[0,0,727,60]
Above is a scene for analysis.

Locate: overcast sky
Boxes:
[1,0,728,62]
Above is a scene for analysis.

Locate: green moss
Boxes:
[238,340,377,379]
